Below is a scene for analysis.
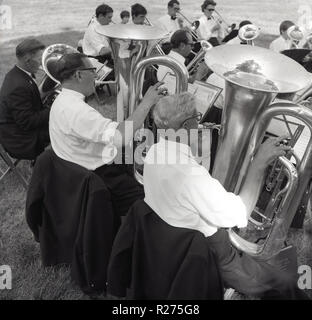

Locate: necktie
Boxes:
[31,73,36,79]
[171,16,177,20]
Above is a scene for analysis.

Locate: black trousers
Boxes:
[206,229,309,299]
[94,163,144,218]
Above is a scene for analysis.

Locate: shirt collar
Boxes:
[61,88,86,100]
[158,136,194,158]
[16,65,33,78]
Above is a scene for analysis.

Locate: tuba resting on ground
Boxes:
[204,44,312,259]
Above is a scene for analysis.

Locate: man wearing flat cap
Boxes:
[0,38,50,160]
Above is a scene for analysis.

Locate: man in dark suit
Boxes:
[0,38,50,160]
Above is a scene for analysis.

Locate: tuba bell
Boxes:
[204,44,312,259]
[39,44,78,106]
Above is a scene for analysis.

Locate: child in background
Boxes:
[120,10,130,24]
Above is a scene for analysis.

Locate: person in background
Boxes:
[269,20,295,52]
[131,3,147,25]
[196,0,223,46]
[82,4,113,64]
[120,10,130,24]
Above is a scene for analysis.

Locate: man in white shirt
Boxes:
[49,52,165,218]
[143,92,308,299]
[82,4,113,64]
[157,30,209,86]
[157,0,182,45]
[269,20,295,52]
[197,0,223,45]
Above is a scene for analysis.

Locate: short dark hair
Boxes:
[170,29,191,48]
[120,10,130,19]
[95,4,113,18]
[56,53,89,82]
[279,20,295,34]
[239,20,252,29]
[201,0,216,12]
[16,38,45,58]
[131,3,147,17]
[168,0,180,8]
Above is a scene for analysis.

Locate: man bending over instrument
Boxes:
[49,53,165,218]
[143,92,309,299]
[82,4,113,66]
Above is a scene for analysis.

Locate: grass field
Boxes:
[0,0,312,300]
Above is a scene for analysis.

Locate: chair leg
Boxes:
[0,149,28,190]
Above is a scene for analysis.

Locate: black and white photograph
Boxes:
[0,0,312,305]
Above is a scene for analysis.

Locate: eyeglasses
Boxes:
[181,112,203,127]
[77,67,97,73]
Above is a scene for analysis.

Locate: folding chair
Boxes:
[0,143,28,190]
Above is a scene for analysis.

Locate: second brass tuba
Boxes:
[204,44,312,259]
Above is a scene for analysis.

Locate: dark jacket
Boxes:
[0,66,50,159]
[107,200,224,300]
[26,149,115,294]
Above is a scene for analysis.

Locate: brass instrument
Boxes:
[238,24,260,45]
[176,11,200,41]
[213,9,236,35]
[39,44,78,105]
[144,17,166,56]
[186,40,212,74]
[287,25,304,49]
[204,44,312,259]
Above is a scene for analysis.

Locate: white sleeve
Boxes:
[68,105,119,145]
[182,167,248,228]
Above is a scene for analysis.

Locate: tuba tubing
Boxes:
[230,101,312,258]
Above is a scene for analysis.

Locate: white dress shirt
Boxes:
[82,19,110,56]
[269,36,291,52]
[157,50,188,82]
[197,15,223,41]
[157,15,180,42]
[49,88,119,170]
[143,137,248,237]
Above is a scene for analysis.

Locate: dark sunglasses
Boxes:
[182,112,203,127]
[208,9,215,12]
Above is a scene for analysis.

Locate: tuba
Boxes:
[95,24,189,183]
[39,44,78,106]
[95,23,187,121]
[204,44,312,259]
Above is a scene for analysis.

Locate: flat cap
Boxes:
[16,38,45,58]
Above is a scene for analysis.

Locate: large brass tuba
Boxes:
[204,44,312,259]
[95,23,189,183]
[94,24,189,121]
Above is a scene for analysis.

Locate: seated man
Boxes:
[197,0,224,46]
[143,92,309,299]
[49,52,165,218]
[157,29,209,85]
[0,38,50,160]
[269,20,295,52]
[82,4,113,66]
[131,3,147,25]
